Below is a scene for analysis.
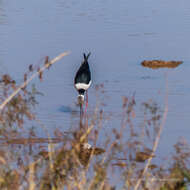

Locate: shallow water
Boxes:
[0,0,190,157]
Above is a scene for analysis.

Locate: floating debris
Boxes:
[141,60,183,69]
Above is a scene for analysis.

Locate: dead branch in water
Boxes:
[0,51,70,111]
[0,137,65,144]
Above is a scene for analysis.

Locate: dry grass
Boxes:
[0,55,189,190]
[134,75,169,190]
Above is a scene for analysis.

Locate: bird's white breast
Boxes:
[75,81,91,90]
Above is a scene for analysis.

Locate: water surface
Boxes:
[0,0,190,157]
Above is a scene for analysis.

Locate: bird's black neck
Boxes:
[78,89,85,95]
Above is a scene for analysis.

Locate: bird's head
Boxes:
[77,94,84,105]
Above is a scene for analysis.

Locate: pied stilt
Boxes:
[74,53,91,109]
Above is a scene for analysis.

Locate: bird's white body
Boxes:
[75,81,91,91]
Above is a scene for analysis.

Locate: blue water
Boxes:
[0,0,190,158]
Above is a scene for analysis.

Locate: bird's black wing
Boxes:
[74,63,91,84]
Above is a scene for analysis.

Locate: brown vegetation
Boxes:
[141,60,183,69]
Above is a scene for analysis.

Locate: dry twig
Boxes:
[0,51,70,111]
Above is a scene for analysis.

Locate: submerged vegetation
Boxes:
[0,53,189,190]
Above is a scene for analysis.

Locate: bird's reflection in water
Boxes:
[59,105,78,114]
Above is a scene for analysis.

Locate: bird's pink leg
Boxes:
[85,90,88,128]
[85,90,88,113]
[80,103,84,118]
